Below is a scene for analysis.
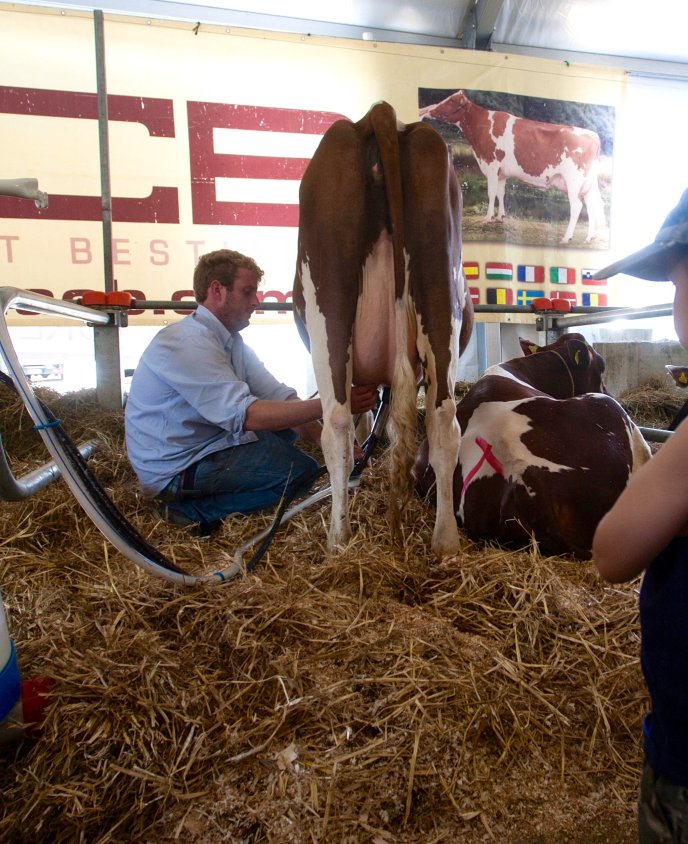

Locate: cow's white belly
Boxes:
[497,156,585,193]
[351,234,416,386]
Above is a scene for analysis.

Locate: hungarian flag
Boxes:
[551,290,577,304]
[516,289,545,307]
[486,287,513,305]
[550,266,576,284]
[517,264,545,283]
[463,261,480,280]
[485,262,513,281]
[581,269,607,286]
[582,292,608,307]
[469,286,480,305]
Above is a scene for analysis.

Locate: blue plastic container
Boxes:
[0,597,20,722]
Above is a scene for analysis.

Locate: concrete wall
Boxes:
[595,341,688,397]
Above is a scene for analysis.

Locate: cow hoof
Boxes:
[327,527,352,552]
[432,528,462,559]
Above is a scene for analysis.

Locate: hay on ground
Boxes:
[0,383,660,843]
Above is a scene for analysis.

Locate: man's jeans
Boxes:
[156,430,320,525]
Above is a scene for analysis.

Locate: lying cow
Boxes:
[420,90,606,244]
[414,334,650,559]
[293,101,473,556]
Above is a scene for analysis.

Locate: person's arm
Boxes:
[592,419,688,582]
[244,385,378,439]
[243,397,322,432]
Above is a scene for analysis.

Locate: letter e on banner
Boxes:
[187,103,346,227]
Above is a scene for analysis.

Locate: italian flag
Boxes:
[550,266,576,285]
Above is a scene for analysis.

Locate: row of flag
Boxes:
[463,262,606,285]
[469,287,607,307]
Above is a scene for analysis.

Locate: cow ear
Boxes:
[568,339,592,370]
[667,365,688,388]
[519,337,540,356]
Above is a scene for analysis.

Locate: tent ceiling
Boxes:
[10,0,688,72]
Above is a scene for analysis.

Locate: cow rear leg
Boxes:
[562,191,583,243]
[583,182,605,242]
[495,176,507,221]
[321,400,355,550]
[484,173,497,221]
[426,396,461,556]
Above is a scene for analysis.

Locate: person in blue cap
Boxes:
[593,188,688,843]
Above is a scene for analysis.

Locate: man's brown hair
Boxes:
[193,249,264,302]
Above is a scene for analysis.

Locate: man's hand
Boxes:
[350,384,378,415]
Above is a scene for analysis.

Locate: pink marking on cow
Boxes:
[293,101,474,557]
[414,333,650,559]
[420,90,606,244]
[460,435,504,498]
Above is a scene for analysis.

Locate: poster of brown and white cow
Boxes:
[419,88,615,249]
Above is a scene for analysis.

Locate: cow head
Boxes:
[419,90,470,124]
[519,333,607,395]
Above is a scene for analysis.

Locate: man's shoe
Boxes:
[151,502,198,528]
[151,502,222,536]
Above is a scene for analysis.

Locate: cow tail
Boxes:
[369,102,415,540]
[387,345,419,540]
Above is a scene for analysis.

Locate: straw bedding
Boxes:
[0,378,673,843]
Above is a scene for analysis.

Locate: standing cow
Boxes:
[420,90,606,244]
[293,101,473,557]
[414,334,650,559]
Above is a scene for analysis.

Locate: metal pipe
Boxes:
[94,10,114,293]
[0,440,99,501]
[0,287,111,324]
[0,178,48,208]
[554,303,673,328]
[639,426,673,443]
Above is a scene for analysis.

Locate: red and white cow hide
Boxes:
[420,90,606,244]
[414,334,650,559]
[293,101,474,556]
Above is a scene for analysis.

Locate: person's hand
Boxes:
[350,384,378,415]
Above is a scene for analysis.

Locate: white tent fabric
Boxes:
[9,0,688,68]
